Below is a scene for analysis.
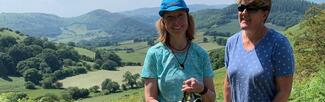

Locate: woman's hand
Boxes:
[181,77,204,93]
[182,77,216,102]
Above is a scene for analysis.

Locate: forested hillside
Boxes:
[0,13,63,37]
[193,0,317,34]
[0,28,126,89]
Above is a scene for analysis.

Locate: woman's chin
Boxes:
[240,26,249,30]
[240,23,249,29]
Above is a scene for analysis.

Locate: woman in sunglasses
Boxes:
[141,0,216,102]
[224,0,295,102]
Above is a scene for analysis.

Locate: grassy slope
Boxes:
[58,66,142,89]
[98,42,148,50]
[77,88,145,102]
[0,77,64,98]
[74,47,96,59]
[283,22,306,47]
[114,41,222,64]
[98,42,149,64]
[0,77,27,93]
[215,19,240,34]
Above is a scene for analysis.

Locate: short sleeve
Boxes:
[203,52,214,78]
[141,48,158,78]
[224,42,230,69]
[272,37,295,77]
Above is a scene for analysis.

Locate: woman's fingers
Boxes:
[181,85,194,92]
[182,78,203,93]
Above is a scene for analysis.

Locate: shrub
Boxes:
[53,82,63,89]
[101,78,120,93]
[101,60,118,70]
[24,81,36,89]
[89,85,100,93]
[121,84,128,91]
[65,87,89,100]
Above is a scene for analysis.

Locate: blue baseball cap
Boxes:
[159,0,189,17]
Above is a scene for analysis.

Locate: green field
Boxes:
[116,50,147,64]
[113,41,222,64]
[98,41,148,50]
[97,41,149,64]
[0,77,64,98]
[74,47,96,58]
[102,31,224,64]
[215,19,240,34]
[59,66,142,89]
[198,42,223,51]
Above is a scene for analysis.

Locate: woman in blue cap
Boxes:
[141,0,216,101]
[224,0,295,102]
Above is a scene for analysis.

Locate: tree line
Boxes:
[0,70,144,102]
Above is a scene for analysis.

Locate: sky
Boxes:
[0,0,235,17]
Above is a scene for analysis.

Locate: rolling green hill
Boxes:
[0,9,155,44]
[0,13,63,37]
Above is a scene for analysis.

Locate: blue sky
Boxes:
[0,0,235,17]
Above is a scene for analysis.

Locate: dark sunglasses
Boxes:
[237,5,269,12]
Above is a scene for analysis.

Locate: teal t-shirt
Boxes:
[141,42,214,102]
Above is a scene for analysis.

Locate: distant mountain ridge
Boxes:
[121,4,228,26]
[0,9,155,44]
[0,13,63,37]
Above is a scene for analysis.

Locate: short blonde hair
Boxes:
[237,0,271,10]
[155,14,195,43]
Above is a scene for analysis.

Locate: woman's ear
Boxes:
[161,19,165,25]
[263,11,269,22]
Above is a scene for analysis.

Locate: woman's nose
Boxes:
[242,9,248,14]
[240,9,249,16]
[173,17,183,25]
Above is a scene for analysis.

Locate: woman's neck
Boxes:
[243,26,267,44]
[168,33,188,51]
[242,26,267,52]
